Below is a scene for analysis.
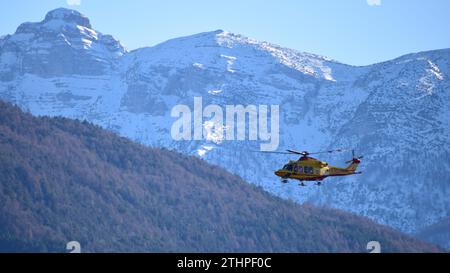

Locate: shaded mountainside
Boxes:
[417,217,450,251]
[0,101,441,253]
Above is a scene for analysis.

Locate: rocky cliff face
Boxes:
[0,8,125,80]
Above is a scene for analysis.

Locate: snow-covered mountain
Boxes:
[1,8,449,244]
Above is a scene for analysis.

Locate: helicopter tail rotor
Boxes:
[346,150,364,164]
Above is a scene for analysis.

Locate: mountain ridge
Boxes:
[3,8,450,67]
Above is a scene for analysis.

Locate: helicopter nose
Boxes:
[275,170,283,177]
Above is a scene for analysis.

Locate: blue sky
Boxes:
[1,0,449,65]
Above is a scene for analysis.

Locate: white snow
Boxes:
[427,60,444,80]
[208,89,222,95]
[193,63,204,69]
[220,54,237,73]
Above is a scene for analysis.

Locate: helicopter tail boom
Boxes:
[345,158,361,172]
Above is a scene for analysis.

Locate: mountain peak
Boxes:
[3,8,126,77]
[44,8,91,28]
[212,29,224,34]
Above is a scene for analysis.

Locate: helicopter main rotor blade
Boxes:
[254,148,353,156]
[286,149,307,155]
[307,148,352,155]
[254,151,295,155]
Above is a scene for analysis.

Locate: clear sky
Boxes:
[1,0,449,65]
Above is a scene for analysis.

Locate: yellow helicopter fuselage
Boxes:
[274,156,361,182]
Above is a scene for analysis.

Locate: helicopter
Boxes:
[262,149,363,186]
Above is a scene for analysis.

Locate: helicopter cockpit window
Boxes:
[293,165,298,172]
[282,164,294,171]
